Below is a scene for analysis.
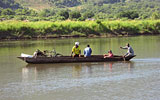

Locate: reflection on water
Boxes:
[84,63,92,74]
[103,62,113,72]
[72,63,82,77]
[22,67,37,82]
[22,62,135,81]
[1,60,159,100]
[103,61,134,72]
[127,61,134,73]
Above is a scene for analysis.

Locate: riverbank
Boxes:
[0,20,160,40]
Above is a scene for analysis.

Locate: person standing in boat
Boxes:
[71,42,81,57]
[84,44,92,57]
[120,43,134,57]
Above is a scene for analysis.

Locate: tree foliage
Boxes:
[0,0,160,21]
[0,0,21,9]
[58,10,69,19]
[117,11,139,19]
[83,11,94,19]
[1,8,15,15]
[151,12,160,20]
[49,0,81,7]
[69,11,81,19]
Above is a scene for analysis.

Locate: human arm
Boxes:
[84,49,86,55]
[90,48,92,54]
[120,46,128,49]
[103,54,108,58]
[79,50,81,57]
[71,46,75,57]
[71,51,73,57]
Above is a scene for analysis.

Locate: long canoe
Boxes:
[17,55,136,64]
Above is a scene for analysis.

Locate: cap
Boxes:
[75,42,79,46]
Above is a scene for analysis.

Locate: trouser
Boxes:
[74,54,79,57]
[124,53,133,57]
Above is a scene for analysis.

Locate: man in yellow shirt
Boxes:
[71,42,81,57]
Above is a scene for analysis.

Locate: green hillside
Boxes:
[13,0,160,9]
[0,0,160,21]
[15,0,51,10]
[0,0,21,9]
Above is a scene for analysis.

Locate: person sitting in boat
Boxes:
[120,43,134,57]
[71,42,81,57]
[84,44,92,57]
[104,50,114,58]
[43,50,47,57]
[33,49,47,57]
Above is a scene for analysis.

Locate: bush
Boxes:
[69,11,81,19]
[58,10,69,20]
[117,11,139,19]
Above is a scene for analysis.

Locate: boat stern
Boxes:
[125,55,136,61]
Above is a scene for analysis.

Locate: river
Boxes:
[0,36,160,100]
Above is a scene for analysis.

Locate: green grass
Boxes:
[0,20,160,39]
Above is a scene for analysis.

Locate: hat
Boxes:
[75,42,79,46]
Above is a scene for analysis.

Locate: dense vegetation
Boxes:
[0,0,160,39]
[0,20,159,39]
[0,0,21,9]
[0,0,160,21]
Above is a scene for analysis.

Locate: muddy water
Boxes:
[0,36,160,100]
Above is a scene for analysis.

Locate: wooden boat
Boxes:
[17,54,136,64]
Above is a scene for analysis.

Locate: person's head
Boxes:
[126,43,130,47]
[36,49,40,52]
[75,42,79,47]
[108,50,112,53]
[44,50,46,53]
[87,45,90,47]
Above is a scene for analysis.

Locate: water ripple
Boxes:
[0,68,159,99]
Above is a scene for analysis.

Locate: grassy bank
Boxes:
[0,20,160,39]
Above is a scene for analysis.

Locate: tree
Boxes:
[50,9,56,16]
[50,0,81,7]
[151,12,160,19]
[0,9,1,15]
[117,11,139,19]
[30,10,38,16]
[1,8,15,15]
[39,9,51,17]
[15,8,37,16]
[58,10,69,19]
[0,0,21,9]
[69,11,81,19]
[83,11,94,19]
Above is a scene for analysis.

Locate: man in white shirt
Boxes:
[84,45,92,57]
[120,43,134,57]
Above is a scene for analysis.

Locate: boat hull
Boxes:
[17,55,136,64]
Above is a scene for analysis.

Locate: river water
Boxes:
[0,36,160,100]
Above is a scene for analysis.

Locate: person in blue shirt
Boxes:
[84,45,92,57]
